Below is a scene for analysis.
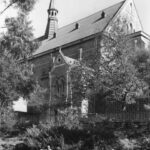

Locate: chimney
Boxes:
[45,0,58,39]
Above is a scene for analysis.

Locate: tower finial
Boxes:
[45,0,58,39]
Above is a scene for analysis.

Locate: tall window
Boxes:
[55,77,65,97]
[130,23,133,33]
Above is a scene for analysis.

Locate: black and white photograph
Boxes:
[0,0,150,149]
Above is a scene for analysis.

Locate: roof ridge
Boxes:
[102,0,126,32]
[56,0,125,32]
[36,0,124,40]
[34,0,125,56]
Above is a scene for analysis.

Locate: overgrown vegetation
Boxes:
[0,0,45,133]
[1,1,150,149]
[25,119,150,150]
[24,18,150,150]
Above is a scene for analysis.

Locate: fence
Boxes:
[101,98,150,122]
[89,97,150,122]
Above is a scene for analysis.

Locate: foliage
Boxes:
[132,48,150,86]
[0,0,43,131]
[25,124,64,150]
[55,107,83,129]
[0,0,38,103]
[24,120,150,150]
[70,65,94,104]
[2,14,39,59]
[0,105,17,134]
[28,84,47,112]
[25,123,88,150]
[53,20,150,150]
[70,21,148,112]
[4,0,37,14]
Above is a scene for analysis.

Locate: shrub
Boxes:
[0,105,17,136]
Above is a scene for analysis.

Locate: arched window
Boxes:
[55,77,65,97]
[52,11,54,16]
[130,23,133,33]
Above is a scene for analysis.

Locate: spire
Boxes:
[49,0,55,9]
[45,0,58,39]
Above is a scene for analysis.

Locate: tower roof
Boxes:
[49,0,55,10]
[45,0,58,38]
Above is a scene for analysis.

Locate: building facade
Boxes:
[29,0,150,121]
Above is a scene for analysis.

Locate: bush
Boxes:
[24,121,117,150]
[25,124,63,150]
[0,105,18,136]
[24,107,150,150]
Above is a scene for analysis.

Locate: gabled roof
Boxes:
[59,49,79,67]
[33,1,125,57]
[51,48,80,69]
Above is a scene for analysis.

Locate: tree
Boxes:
[0,0,44,129]
[132,47,150,87]
[23,18,150,150]
[1,0,37,15]
[70,20,147,114]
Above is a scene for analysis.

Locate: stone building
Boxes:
[29,0,150,121]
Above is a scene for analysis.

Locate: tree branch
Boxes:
[0,1,16,15]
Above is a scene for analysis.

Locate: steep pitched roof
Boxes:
[49,0,56,9]
[33,1,125,56]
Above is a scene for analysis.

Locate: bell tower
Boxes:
[45,0,58,39]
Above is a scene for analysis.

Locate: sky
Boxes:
[0,0,150,38]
